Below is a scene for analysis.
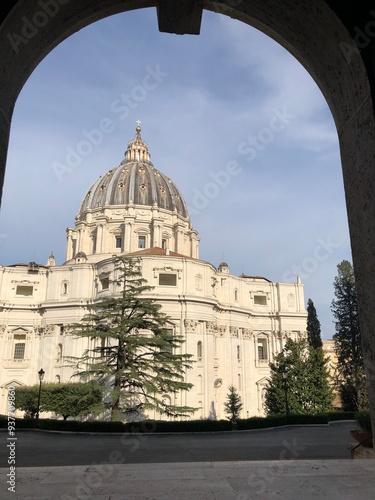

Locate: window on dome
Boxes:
[138,236,146,249]
[159,274,177,286]
[92,236,97,254]
[115,236,122,249]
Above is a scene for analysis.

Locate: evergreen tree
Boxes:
[331,260,364,411]
[306,298,323,349]
[224,385,243,423]
[67,257,196,421]
[264,338,333,415]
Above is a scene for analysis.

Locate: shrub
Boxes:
[325,411,356,421]
[354,410,372,432]
[0,411,358,433]
[236,415,286,430]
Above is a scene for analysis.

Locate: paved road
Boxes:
[0,421,355,467]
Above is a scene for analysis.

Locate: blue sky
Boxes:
[0,8,352,338]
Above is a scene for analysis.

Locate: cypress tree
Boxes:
[331,260,364,411]
[224,385,243,423]
[306,298,323,349]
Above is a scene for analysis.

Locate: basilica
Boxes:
[0,125,307,419]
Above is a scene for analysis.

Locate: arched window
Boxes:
[234,288,238,301]
[237,345,241,361]
[197,341,203,360]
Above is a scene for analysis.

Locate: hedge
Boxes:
[0,411,356,433]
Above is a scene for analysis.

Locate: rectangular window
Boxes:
[258,339,268,361]
[258,345,265,360]
[100,277,109,290]
[59,325,65,336]
[14,335,26,359]
[138,236,146,248]
[92,236,97,254]
[115,236,122,249]
[159,273,177,286]
[162,239,167,249]
[16,285,33,296]
[254,295,267,305]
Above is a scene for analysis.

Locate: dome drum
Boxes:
[66,126,198,262]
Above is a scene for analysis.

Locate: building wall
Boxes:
[0,256,307,419]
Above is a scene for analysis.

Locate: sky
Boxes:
[0,8,352,339]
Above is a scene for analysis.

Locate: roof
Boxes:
[126,247,188,258]
[240,274,272,282]
[78,126,188,218]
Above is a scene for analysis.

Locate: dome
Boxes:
[218,261,229,274]
[75,251,87,259]
[218,261,228,268]
[78,125,188,218]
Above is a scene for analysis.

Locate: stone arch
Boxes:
[1,0,375,432]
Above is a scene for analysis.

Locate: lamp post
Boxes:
[36,368,45,424]
[282,369,289,422]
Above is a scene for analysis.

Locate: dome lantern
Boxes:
[124,122,151,163]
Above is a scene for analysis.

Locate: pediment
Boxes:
[9,326,29,334]
[2,379,25,388]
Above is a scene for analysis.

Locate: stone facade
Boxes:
[0,126,307,419]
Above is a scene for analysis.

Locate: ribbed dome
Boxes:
[78,125,188,218]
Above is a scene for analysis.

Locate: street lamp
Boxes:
[36,368,45,424]
[282,369,289,422]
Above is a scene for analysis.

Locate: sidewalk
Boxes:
[2,459,375,500]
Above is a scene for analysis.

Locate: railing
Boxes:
[349,433,373,458]
[3,358,30,368]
